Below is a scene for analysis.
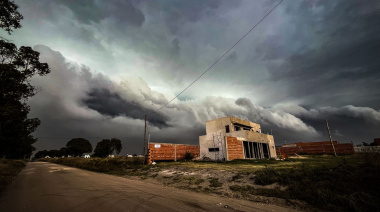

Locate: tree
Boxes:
[93,138,122,158]
[34,150,48,159]
[59,147,69,157]
[0,0,50,159]
[66,138,92,156]
[0,0,23,35]
[47,149,60,158]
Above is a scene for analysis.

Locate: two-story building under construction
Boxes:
[199,116,276,161]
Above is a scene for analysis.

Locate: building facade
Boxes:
[199,117,276,161]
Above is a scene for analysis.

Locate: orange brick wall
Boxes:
[148,143,200,161]
[226,137,244,160]
[276,143,354,155]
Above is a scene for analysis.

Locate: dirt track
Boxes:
[0,162,296,212]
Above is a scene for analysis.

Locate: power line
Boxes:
[147,0,284,116]
[37,137,102,140]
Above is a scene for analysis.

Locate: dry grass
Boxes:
[0,159,26,193]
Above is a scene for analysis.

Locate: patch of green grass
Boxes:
[229,185,284,198]
[0,159,26,192]
[43,157,148,176]
[172,176,204,185]
[230,173,244,182]
[209,178,223,187]
[251,155,380,212]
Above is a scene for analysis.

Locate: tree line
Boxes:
[34,138,122,159]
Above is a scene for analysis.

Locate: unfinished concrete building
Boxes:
[199,117,276,161]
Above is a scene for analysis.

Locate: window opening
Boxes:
[209,148,219,152]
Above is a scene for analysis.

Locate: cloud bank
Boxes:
[28,46,380,154]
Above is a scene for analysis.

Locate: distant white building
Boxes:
[82,153,91,158]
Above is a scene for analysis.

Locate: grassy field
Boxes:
[43,154,380,212]
[0,159,26,193]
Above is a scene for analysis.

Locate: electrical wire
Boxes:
[147,0,284,116]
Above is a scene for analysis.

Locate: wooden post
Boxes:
[326,119,337,157]
[174,144,177,162]
[143,114,147,161]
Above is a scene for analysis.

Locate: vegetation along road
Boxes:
[0,162,295,212]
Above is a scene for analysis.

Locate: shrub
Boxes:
[209,178,223,187]
[184,152,194,160]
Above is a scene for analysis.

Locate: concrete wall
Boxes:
[205,117,261,136]
[199,135,227,160]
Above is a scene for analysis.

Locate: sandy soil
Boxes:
[127,165,318,212]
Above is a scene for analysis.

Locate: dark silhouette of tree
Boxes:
[35,150,48,159]
[66,138,92,156]
[93,138,122,158]
[47,149,60,157]
[59,147,69,157]
[0,0,23,35]
[0,0,50,159]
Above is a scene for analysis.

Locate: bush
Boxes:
[184,152,194,160]
[209,178,223,187]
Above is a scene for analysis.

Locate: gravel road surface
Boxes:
[0,162,296,212]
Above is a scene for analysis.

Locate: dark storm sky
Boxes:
[1,0,379,154]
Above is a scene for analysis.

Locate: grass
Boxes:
[41,157,151,177]
[229,185,283,198]
[0,159,26,193]
[230,173,244,182]
[209,178,223,187]
[245,154,380,212]
[172,176,204,185]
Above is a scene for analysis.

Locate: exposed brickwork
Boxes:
[226,137,244,160]
[276,143,354,155]
[148,143,200,161]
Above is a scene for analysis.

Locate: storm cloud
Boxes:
[1,0,378,154]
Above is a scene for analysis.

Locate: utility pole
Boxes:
[326,119,337,157]
[143,114,147,158]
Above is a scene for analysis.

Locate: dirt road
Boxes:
[0,162,295,212]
